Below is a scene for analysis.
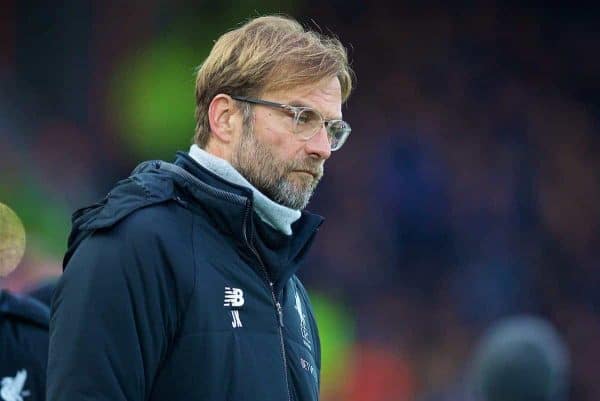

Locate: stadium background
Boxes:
[1,1,599,400]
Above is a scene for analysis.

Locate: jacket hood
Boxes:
[64,153,324,289]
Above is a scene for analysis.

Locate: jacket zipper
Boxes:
[161,162,300,400]
[242,201,292,401]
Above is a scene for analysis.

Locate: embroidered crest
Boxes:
[1,370,30,401]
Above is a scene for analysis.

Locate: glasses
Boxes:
[230,95,351,151]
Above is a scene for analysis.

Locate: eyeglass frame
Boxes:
[229,95,351,151]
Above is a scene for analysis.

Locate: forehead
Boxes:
[264,77,343,119]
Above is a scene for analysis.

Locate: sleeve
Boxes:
[47,215,187,401]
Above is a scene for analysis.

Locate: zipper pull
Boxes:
[276,302,284,327]
[174,196,188,207]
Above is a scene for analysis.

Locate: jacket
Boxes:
[0,290,49,401]
[47,152,324,401]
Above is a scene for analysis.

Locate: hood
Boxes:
[63,160,175,268]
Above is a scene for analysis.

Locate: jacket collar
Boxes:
[173,152,324,291]
[187,145,301,235]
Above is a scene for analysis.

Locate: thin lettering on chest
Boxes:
[294,292,312,350]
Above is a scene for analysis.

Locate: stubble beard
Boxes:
[231,123,324,210]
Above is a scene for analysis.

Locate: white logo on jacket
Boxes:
[1,369,30,401]
[224,287,244,328]
[295,292,312,350]
[224,287,245,307]
[231,310,243,328]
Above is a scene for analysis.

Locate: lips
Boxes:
[295,170,318,178]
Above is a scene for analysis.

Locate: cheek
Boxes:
[260,135,299,164]
[253,112,305,162]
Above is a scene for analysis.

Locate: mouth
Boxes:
[294,170,317,178]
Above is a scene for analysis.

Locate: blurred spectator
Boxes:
[469,315,570,401]
[0,290,49,401]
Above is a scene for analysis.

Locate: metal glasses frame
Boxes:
[230,95,351,151]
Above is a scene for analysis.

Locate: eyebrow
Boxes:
[287,99,343,121]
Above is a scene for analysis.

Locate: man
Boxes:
[0,290,49,401]
[469,315,570,401]
[48,15,353,401]
[0,204,49,401]
[418,315,570,401]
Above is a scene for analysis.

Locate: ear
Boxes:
[207,94,241,144]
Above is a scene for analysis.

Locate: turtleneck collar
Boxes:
[188,144,301,235]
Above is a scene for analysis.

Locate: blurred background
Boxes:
[1,1,599,400]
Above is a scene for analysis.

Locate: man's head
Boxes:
[193,15,354,209]
[469,316,570,401]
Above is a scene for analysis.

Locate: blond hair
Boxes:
[193,15,354,147]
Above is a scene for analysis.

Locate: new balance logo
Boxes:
[231,310,243,328]
[224,287,244,307]
[224,287,244,328]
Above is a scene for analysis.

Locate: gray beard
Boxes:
[231,124,323,210]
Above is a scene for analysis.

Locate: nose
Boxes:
[304,125,332,160]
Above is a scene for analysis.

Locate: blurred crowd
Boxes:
[2,2,599,400]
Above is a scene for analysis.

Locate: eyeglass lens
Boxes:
[295,109,350,150]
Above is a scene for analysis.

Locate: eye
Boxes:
[297,109,320,126]
[297,113,310,124]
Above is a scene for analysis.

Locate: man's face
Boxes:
[231,76,342,210]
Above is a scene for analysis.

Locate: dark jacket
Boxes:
[0,290,49,401]
[48,153,324,401]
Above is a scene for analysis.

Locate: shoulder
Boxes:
[67,200,195,274]
[77,202,197,287]
[97,200,194,251]
[0,290,49,330]
[84,202,198,305]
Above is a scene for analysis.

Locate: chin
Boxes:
[290,172,315,185]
